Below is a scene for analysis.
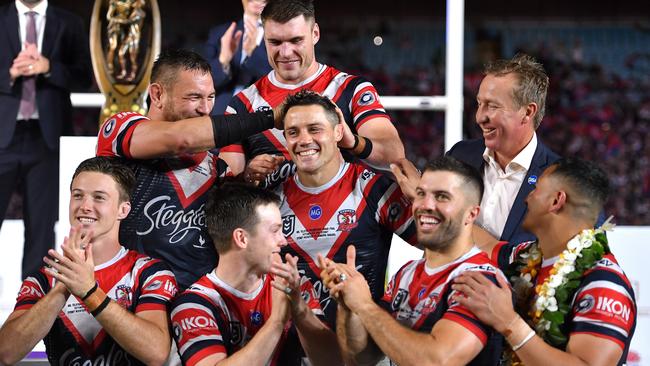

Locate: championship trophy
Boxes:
[90,0,160,125]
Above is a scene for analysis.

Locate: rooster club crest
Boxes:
[337,209,358,232]
[115,285,133,308]
[282,215,295,237]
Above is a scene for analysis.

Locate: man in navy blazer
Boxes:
[0,0,91,279]
[447,54,560,245]
[205,0,272,114]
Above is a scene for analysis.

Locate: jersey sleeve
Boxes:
[371,174,417,245]
[346,77,390,131]
[14,269,51,311]
[96,112,149,158]
[569,260,636,349]
[134,258,178,313]
[299,276,323,316]
[443,266,501,346]
[171,291,227,366]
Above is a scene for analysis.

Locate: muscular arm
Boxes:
[84,288,171,366]
[356,117,405,169]
[129,117,215,158]
[354,301,483,366]
[0,283,68,365]
[292,299,342,366]
[336,303,382,366]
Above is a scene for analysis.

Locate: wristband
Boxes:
[211,110,274,148]
[345,134,360,151]
[90,296,111,317]
[357,136,373,159]
[511,329,536,351]
[81,282,98,301]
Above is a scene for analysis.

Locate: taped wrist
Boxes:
[211,110,274,147]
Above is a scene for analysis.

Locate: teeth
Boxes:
[419,216,440,225]
[78,218,96,224]
[298,149,317,156]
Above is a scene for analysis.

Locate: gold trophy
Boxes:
[90,0,160,125]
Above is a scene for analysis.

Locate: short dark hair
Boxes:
[205,183,281,253]
[71,157,136,203]
[279,89,339,127]
[548,158,610,223]
[484,53,549,129]
[423,156,484,205]
[151,49,211,88]
[262,0,315,24]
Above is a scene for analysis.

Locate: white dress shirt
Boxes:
[477,133,538,239]
[15,0,48,120]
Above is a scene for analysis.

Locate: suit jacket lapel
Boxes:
[2,4,21,55]
[500,143,550,241]
[41,7,60,58]
[233,19,245,64]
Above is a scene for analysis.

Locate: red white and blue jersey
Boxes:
[274,162,416,325]
[14,248,177,366]
[223,64,391,188]
[97,112,231,289]
[380,247,504,366]
[171,271,322,366]
[495,241,636,365]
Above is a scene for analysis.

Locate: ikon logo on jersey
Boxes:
[595,296,632,322]
[337,209,358,231]
[177,316,219,332]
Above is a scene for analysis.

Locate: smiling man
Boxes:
[447,54,560,245]
[0,157,177,365]
[170,183,339,366]
[220,0,404,188]
[270,90,415,326]
[321,156,505,366]
[96,49,280,289]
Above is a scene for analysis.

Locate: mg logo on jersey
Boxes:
[283,215,295,237]
[596,296,631,321]
[309,205,322,220]
[337,209,358,231]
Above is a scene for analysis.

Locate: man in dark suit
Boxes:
[447,54,559,245]
[205,0,271,114]
[0,0,92,279]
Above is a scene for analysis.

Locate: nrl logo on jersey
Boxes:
[337,209,358,232]
[282,215,295,237]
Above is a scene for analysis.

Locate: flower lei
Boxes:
[503,217,614,364]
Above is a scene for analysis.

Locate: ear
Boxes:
[148,83,164,109]
[549,190,567,213]
[312,22,320,45]
[522,102,538,126]
[334,122,343,142]
[232,228,248,250]
[117,201,131,220]
[464,204,480,226]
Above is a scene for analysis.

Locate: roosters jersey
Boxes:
[14,248,177,366]
[495,241,636,364]
[97,112,231,289]
[171,271,322,366]
[274,162,416,325]
[223,64,391,188]
[380,247,504,366]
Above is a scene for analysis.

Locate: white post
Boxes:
[444,0,465,151]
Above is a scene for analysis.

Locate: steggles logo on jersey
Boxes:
[115,285,132,308]
[337,209,358,232]
[137,196,206,244]
[262,161,297,189]
[282,215,295,237]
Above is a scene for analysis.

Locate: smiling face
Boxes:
[246,203,286,274]
[284,104,343,184]
[69,171,131,242]
[412,170,476,252]
[475,73,535,165]
[263,15,320,84]
[159,69,215,121]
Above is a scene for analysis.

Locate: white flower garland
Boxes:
[531,217,615,332]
